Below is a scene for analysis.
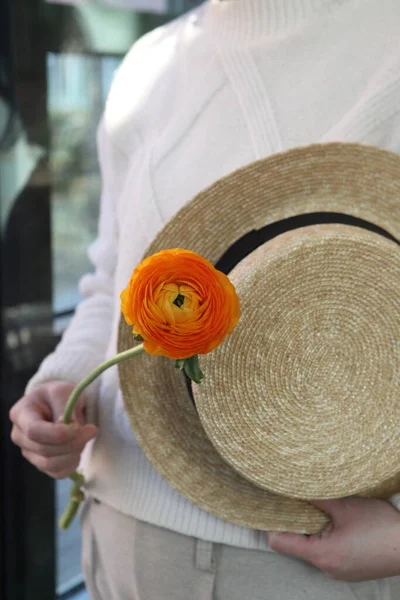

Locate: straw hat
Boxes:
[118,143,400,533]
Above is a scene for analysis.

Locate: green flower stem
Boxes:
[59,343,145,530]
[63,344,145,424]
[58,476,85,530]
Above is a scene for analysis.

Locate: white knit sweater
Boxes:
[27,0,400,550]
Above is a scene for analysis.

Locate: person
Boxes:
[9,0,400,598]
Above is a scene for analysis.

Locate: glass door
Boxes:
[1,1,201,598]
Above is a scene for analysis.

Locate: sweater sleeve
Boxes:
[25,119,127,421]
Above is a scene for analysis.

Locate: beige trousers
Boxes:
[80,498,400,600]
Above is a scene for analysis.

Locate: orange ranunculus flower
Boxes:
[120,249,240,360]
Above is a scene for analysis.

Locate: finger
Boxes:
[28,420,82,445]
[9,403,19,422]
[310,499,342,512]
[46,383,88,425]
[56,396,87,428]
[10,384,85,427]
[11,424,98,456]
[310,498,354,523]
[73,397,88,427]
[268,532,321,563]
[9,396,51,425]
[10,397,81,443]
[21,449,81,479]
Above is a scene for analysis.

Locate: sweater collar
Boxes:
[205,0,346,41]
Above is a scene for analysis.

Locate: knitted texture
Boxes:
[27,0,400,548]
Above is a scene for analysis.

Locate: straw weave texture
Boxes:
[118,143,400,532]
[194,225,400,499]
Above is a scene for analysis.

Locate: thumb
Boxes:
[81,423,98,442]
[54,393,87,428]
[69,393,89,427]
[268,501,341,560]
[268,531,319,562]
[310,498,351,524]
[56,416,98,439]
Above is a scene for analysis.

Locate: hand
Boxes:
[9,381,98,479]
[268,497,400,581]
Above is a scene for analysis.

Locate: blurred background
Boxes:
[1,1,200,599]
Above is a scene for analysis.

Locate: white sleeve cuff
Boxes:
[389,494,400,511]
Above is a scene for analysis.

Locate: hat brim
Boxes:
[118,143,400,533]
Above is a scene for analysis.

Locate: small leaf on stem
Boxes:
[174,355,204,384]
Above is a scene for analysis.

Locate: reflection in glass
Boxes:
[2,1,178,597]
[47,52,122,594]
[47,52,121,314]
